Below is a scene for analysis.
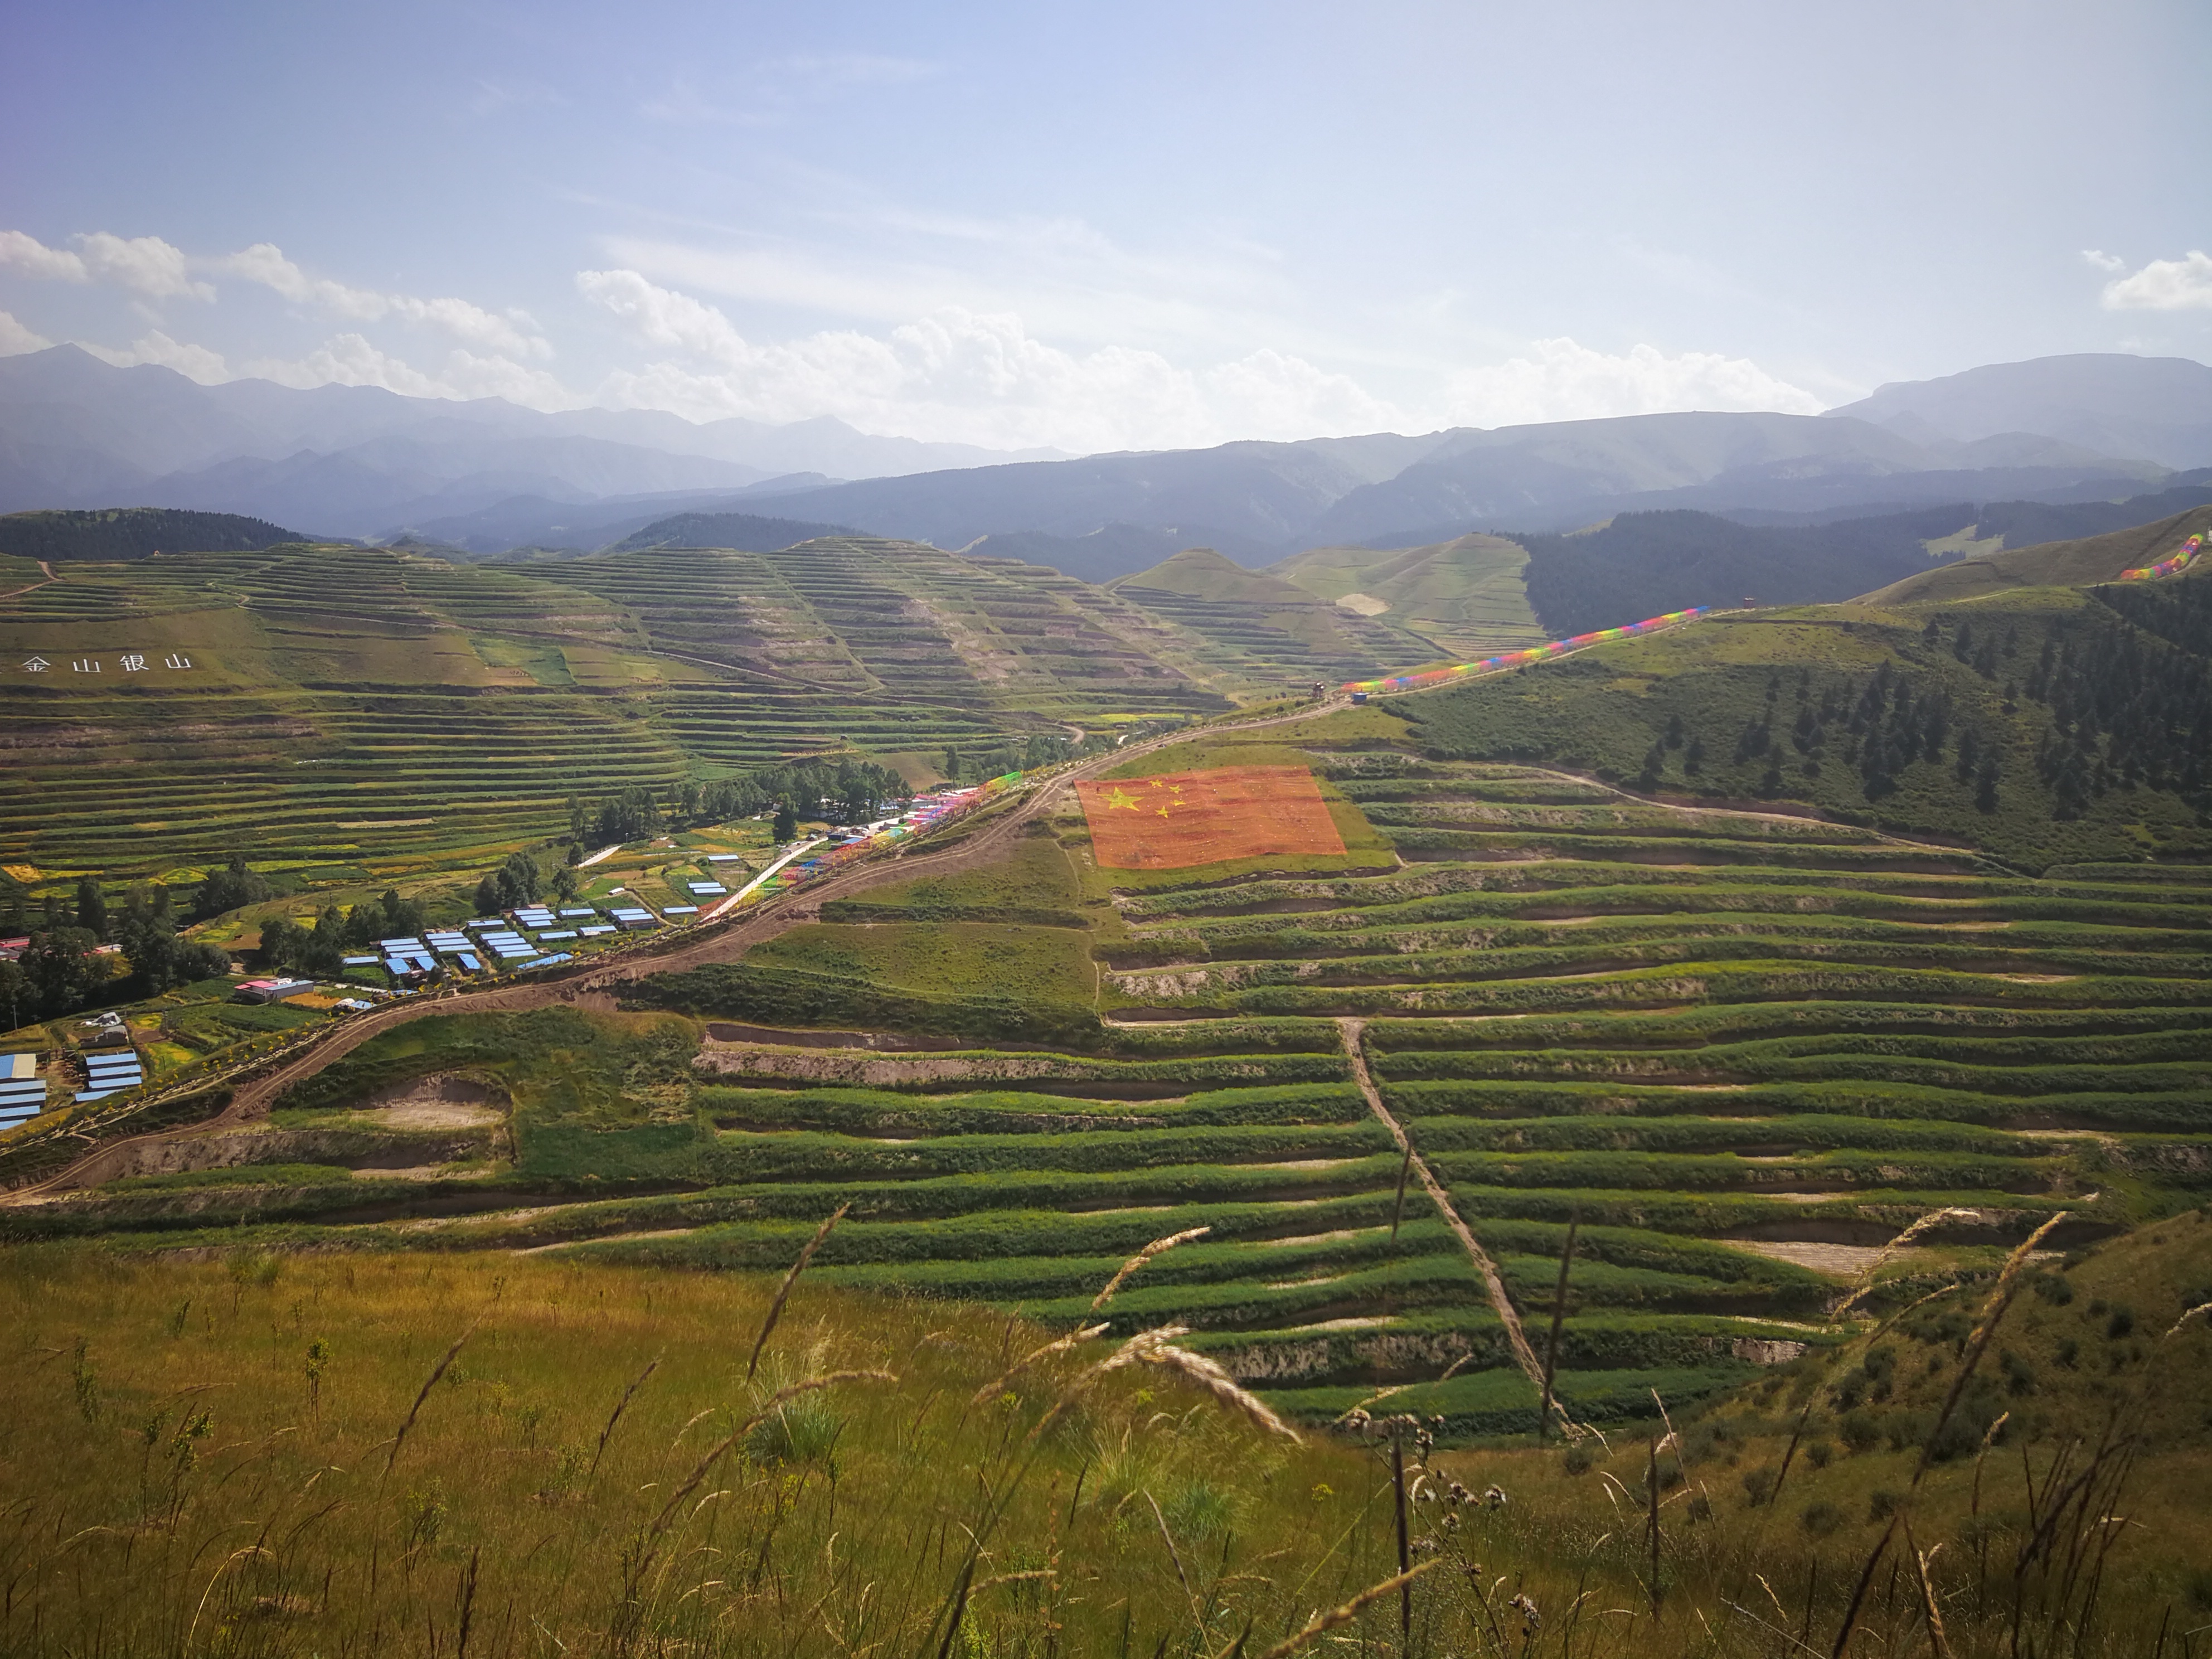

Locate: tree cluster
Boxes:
[941,734,1073,784]
[257,889,428,977]
[474,851,545,916]
[190,854,275,922]
[2022,599,2211,821]
[567,757,914,851]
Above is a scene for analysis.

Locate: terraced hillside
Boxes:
[1270,532,1547,660]
[0,537,1235,879]
[23,715,2208,1438]
[1109,547,1445,688]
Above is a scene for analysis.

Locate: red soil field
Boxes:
[1076,765,1346,870]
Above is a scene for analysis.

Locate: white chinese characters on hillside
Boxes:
[14,652,197,673]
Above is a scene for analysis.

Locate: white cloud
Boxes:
[1438,337,1822,428]
[219,242,551,357]
[579,268,1403,450]
[2081,249,2126,273]
[0,229,211,298]
[240,333,578,409]
[579,270,1825,450]
[80,329,229,382]
[0,230,87,282]
[77,232,213,300]
[0,308,54,356]
[2099,250,2212,312]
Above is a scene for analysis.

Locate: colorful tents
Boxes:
[1342,607,1714,695]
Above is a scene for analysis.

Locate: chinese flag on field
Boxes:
[1075,765,1346,870]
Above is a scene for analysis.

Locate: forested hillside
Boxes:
[1404,551,2212,870]
[0,507,302,561]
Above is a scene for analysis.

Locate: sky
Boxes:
[2,0,2208,455]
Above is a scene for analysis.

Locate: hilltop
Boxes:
[0,506,303,561]
[603,507,866,552]
[1862,506,2205,604]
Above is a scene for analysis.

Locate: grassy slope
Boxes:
[3,1214,2206,1656]
[1862,507,2206,605]
[1270,533,1546,659]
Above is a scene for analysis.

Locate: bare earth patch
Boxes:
[1731,1240,1890,1277]
[350,1074,506,1128]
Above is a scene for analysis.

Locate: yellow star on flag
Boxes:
[1104,787,1140,811]
[1156,804,1172,818]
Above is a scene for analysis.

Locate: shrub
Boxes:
[1163,1477,1240,1542]
[2030,1270,2074,1306]
[1563,1442,1595,1476]
[1805,1439,1834,1469]
[746,1394,844,1469]
[1839,1411,1881,1453]
[2106,1306,2135,1340]
[1740,1467,1776,1506]
[1868,1489,1901,1521]
[1801,1501,1843,1537]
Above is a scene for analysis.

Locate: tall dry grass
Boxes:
[1,1230,2204,1658]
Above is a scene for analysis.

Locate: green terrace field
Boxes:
[0,536,1262,879]
[20,707,2208,1443]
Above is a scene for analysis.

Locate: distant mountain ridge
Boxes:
[3,345,2206,571]
[0,345,1060,539]
[724,382,2183,565]
[1827,353,2212,470]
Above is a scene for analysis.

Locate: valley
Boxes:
[2,463,2209,1659]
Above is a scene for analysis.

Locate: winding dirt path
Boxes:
[1336,1016,1565,1430]
[4,693,1352,1200]
[0,560,57,602]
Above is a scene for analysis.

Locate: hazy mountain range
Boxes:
[2,345,2207,578]
[0,344,1060,541]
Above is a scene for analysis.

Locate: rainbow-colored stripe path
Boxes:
[1343,605,1713,696]
[2119,530,2204,583]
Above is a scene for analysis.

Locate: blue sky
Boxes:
[2,0,2207,452]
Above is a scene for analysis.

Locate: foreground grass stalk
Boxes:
[746,1203,849,1381]
[385,1316,479,1476]
[1252,1560,1439,1659]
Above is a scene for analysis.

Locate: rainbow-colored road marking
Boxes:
[2118,530,2204,583]
[1342,605,1714,695]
